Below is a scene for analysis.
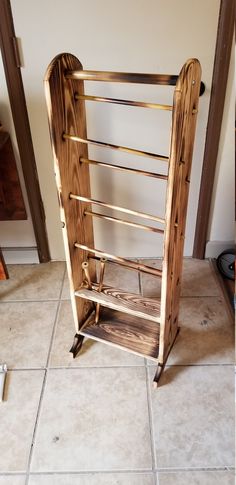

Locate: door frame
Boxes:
[193,0,235,258]
[0,0,50,262]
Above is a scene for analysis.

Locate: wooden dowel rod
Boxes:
[70,194,165,224]
[95,257,106,324]
[63,133,169,162]
[84,210,165,234]
[66,70,205,94]
[80,157,168,180]
[75,93,172,111]
[75,243,162,277]
[81,261,92,289]
[66,69,178,85]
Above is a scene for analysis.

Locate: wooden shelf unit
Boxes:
[44,53,201,386]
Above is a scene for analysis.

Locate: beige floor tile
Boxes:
[31,367,151,471]
[158,470,235,485]
[50,301,144,367]
[140,258,220,298]
[0,301,57,368]
[61,274,70,300]
[147,297,234,366]
[0,263,65,301]
[102,261,139,293]
[29,472,155,485]
[140,259,162,298]
[0,370,44,472]
[149,365,234,468]
[61,260,139,301]
[0,477,26,485]
[181,258,221,296]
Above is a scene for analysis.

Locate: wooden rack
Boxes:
[44,53,201,386]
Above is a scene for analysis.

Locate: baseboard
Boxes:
[2,247,39,264]
[2,243,234,264]
[205,240,235,258]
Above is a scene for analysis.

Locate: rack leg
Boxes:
[69,333,84,358]
[153,326,180,388]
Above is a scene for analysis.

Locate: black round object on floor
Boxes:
[216,249,235,280]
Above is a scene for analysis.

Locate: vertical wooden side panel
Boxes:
[159,59,201,364]
[0,247,9,280]
[44,53,96,331]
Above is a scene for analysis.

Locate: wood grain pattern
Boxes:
[0,0,50,261]
[0,131,27,220]
[75,243,162,277]
[84,210,164,234]
[63,133,169,162]
[75,93,172,110]
[75,284,161,323]
[159,59,201,365]
[70,194,165,224]
[80,307,160,360]
[45,54,201,382]
[193,0,234,258]
[44,53,96,332]
[66,70,179,85]
[80,157,168,180]
[0,247,8,280]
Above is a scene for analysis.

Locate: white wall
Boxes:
[206,42,235,258]
[0,53,37,260]
[9,0,220,259]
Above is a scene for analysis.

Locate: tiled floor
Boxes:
[0,259,234,485]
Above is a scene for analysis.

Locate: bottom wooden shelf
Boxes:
[79,307,160,360]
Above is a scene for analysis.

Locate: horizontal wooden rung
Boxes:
[63,133,169,162]
[79,307,160,360]
[66,70,205,95]
[70,194,165,224]
[80,157,168,180]
[75,93,173,111]
[84,210,165,234]
[66,69,178,85]
[75,284,161,323]
[74,243,162,277]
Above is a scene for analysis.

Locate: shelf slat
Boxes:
[75,284,161,323]
[80,307,160,360]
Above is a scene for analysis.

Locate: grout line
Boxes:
[180,294,222,299]
[7,364,146,371]
[0,299,61,303]
[25,267,67,485]
[146,363,234,368]
[157,466,235,472]
[27,469,154,475]
[45,300,63,369]
[144,359,158,485]
[0,472,27,476]
[25,369,47,485]
[7,363,234,372]
[0,466,234,477]
[0,295,223,304]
